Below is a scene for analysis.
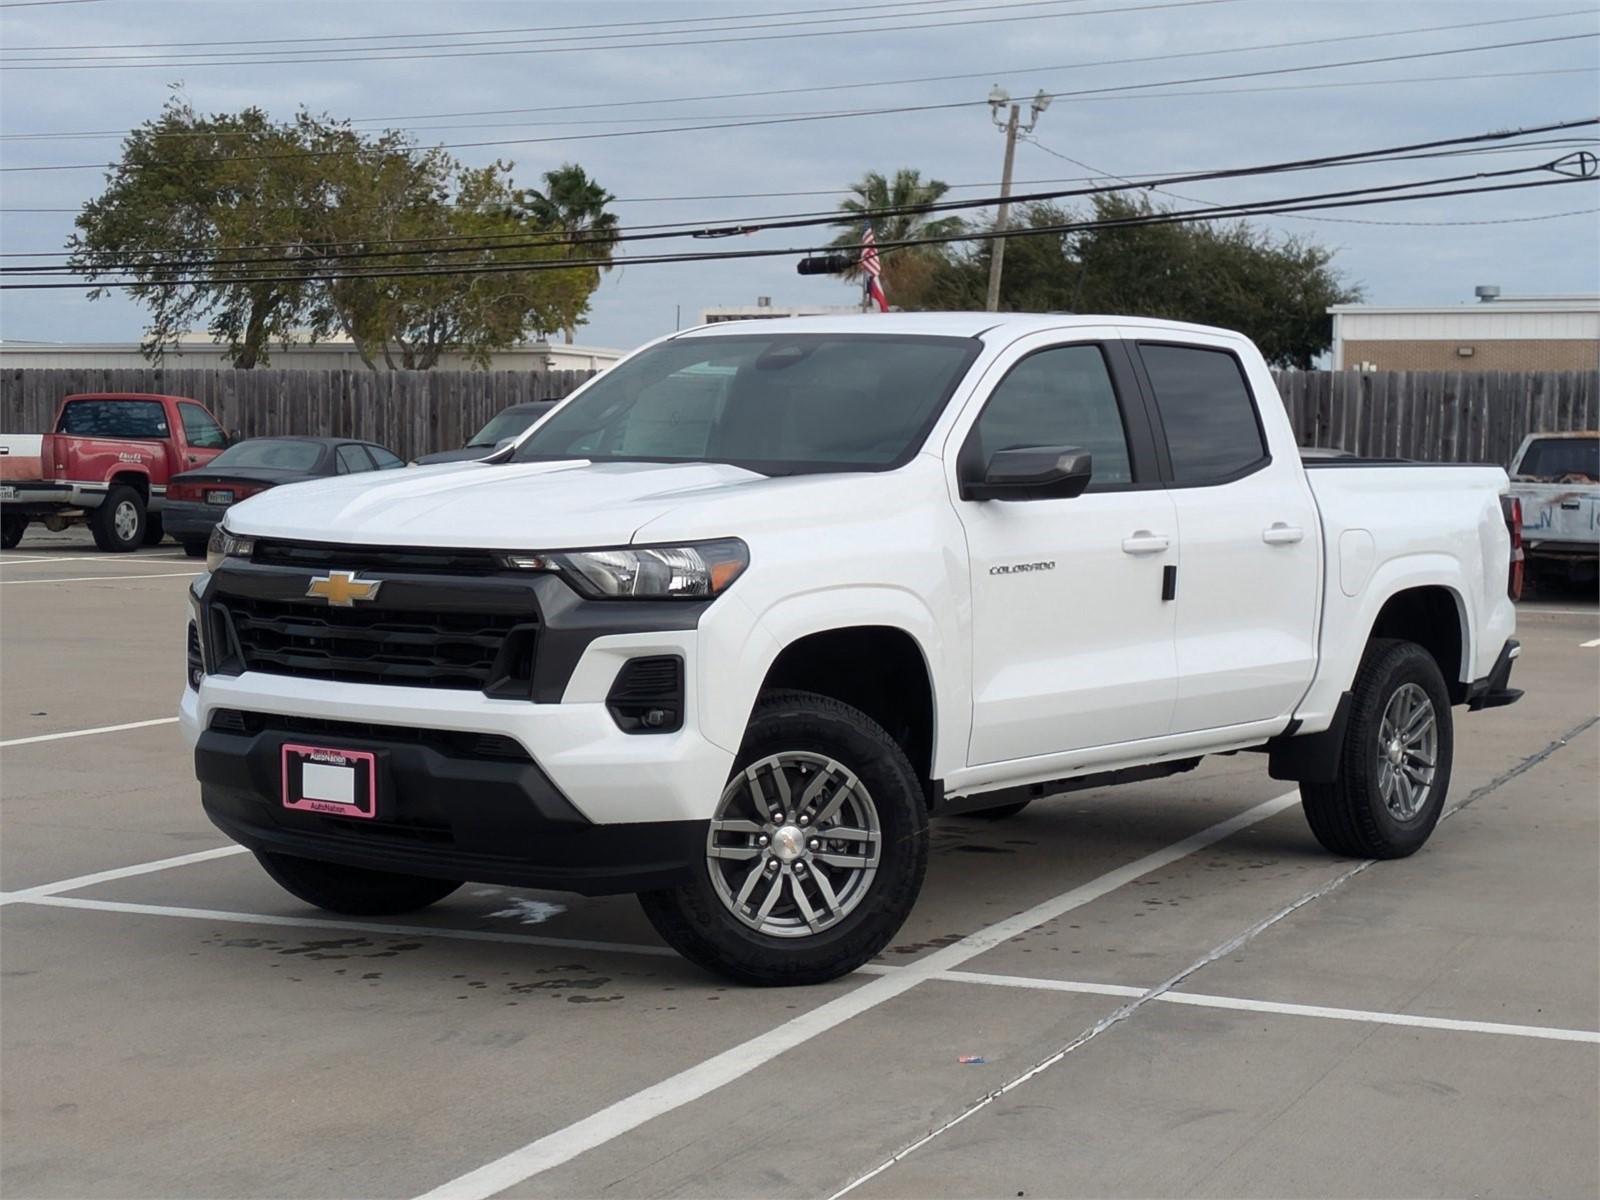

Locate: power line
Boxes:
[5,176,1591,291]
[11,121,1595,268]
[0,0,105,8]
[0,0,1097,63]
[5,33,1594,174]
[0,0,1240,70]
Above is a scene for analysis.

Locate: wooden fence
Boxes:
[0,367,595,463]
[2,365,1595,465]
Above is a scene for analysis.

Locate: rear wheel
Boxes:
[254,851,462,916]
[639,690,929,986]
[142,512,165,546]
[181,538,208,559]
[89,485,146,552]
[1300,639,1453,859]
[0,514,25,550]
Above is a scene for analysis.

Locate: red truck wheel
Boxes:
[89,485,146,552]
[1,514,25,550]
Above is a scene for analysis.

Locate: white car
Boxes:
[181,314,1523,985]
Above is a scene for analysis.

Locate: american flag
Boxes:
[860,226,889,312]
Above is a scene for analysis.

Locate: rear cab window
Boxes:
[57,399,169,439]
[1515,436,1598,481]
[1137,343,1269,485]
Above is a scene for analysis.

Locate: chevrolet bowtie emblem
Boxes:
[306,570,382,606]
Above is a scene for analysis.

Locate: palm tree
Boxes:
[517,165,619,342]
[829,169,966,309]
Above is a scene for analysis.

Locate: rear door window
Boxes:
[366,445,406,470]
[57,399,169,439]
[1138,344,1269,485]
[336,444,375,474]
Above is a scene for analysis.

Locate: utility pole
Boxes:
[984,86,1052,313]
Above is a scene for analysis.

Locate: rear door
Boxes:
[1129,337,1320,732]
[953,331,1180,764]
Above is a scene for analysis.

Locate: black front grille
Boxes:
[212,595,535,691]
[251,540,506,575]
[208,709,531,761]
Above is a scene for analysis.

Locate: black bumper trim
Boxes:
[197,725,705,896]
[1466,638,1523,711]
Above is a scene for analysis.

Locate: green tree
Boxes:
[829,169,966,309]
[69,98,606,368]
[513,164,619,343]
[927,194,1361,366]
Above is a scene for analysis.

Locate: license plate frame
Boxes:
[281,744,378,819]
[0,486,16,501]
[205,489,234,505]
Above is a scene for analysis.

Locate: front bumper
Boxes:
[195,714,705,895]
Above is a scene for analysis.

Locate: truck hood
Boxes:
[221,458,771,548]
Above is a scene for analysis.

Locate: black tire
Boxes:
[0,514,25,550]
[89,485,146,552]
[181,538,208,559]
[1300,639,1454,860]
[142,512,165,546]
[254,850,463,916]
[639,689,929,986]
[969,800,1032,820]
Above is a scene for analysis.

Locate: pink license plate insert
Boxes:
[281,744,377,819]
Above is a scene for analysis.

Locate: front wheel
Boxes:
[639,690,929,986]
[254,851,462,915]
[1300,639,1454,859]
[89,485,146,552]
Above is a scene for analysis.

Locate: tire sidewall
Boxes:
[93,486,146,552]
[650,693,929,983]
[1349,644,1454,853]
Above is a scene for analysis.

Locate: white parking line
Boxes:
[0,571,201,585]
[0,716,179,748]
[0,846,247,905]
[938,970,1600,1044]
[412,789,1302,1200]
[0,554,192,567]
[1581,637,1600,648]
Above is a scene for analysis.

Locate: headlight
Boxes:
[205,526,254,573]
[502,539,748,599]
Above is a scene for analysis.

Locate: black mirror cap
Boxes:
[962,446,1093,501]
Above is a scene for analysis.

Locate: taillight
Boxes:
[167,482,198,502]
[228,483,267,502]
[1500,495,1524,601]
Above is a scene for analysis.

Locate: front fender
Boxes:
[697,584,968,778]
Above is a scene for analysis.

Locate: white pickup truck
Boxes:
[181,314,1523,985]
[1509,431,1598,589]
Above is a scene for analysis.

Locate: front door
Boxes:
[954,335,1179,766]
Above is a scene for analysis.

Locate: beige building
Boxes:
[1329,292,1599,372]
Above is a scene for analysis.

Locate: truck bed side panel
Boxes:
[1298,463,1516,729]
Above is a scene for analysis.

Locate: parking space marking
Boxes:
[412,789,1301,1200]
[0,716,179,748]
[0,554,193,567]
[0,846,247,905]
[0,571,201,586]
[1582,637,1600,648]
[938,970,1599,1044]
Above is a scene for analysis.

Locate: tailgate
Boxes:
[0,434,47,485]
[1511,482,1600,548]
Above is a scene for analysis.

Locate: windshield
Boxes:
[208,439,325,471]
[510,333,980,474]
[470,404,550,447]
[1517,436,1599,481]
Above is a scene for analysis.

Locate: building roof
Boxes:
[1328,296,1599,315]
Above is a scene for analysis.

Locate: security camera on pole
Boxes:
[984,86,1052,313]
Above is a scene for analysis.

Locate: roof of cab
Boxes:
[671,311,1247,343]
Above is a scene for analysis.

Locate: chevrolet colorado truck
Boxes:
[181,314,1523,985]
[0,392,230,551]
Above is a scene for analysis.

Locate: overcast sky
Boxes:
[1,0,1596,352]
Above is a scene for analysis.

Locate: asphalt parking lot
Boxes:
[2,529,1597,1200]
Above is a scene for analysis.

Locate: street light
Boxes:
[984,85,1052,312]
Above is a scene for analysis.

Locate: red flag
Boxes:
[860,227,888,312]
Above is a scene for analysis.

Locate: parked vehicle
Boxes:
[1508,431,1598,588]
[181,314,1523,985]
[165,437,407,557]
[413,401,558,465]
[0,393,231,551]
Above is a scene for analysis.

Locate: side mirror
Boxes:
[226,429,241,447]
[961,446,1093,502]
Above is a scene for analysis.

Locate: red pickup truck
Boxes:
[0,393,231,551]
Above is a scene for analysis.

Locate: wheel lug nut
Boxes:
[773,814,786,825]
[798,814,810,826]
[807,838,820,851]
[757,835,769,847]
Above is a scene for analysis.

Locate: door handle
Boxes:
[1121,531,1170,555]
[1262,523,1304,545]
